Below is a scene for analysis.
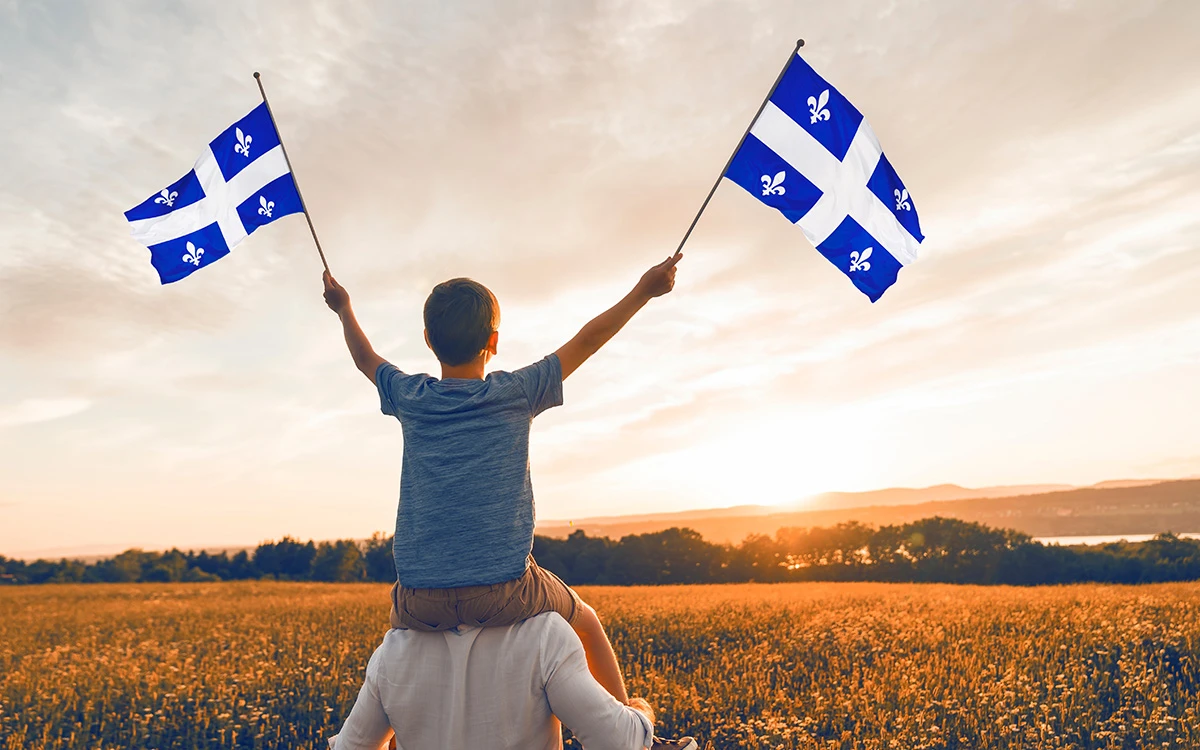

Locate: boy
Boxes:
[323,253,694,750]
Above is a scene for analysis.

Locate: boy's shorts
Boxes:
[389,555,584,632]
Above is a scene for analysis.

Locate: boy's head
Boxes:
[423,278,500,366]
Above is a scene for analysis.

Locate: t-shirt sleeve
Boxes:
[375,362,422,419]
[542,617,654,750]
[326,642,395,750]
[511,354,564,417]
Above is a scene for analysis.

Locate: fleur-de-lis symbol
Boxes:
[257,195,275,218]
[848,247,873,273]
[760,171,786,196]
[234,127,253,157]
[182,241,205,266]
[807,89,831,124]
[894,188,911,211]
[154,188,178,207]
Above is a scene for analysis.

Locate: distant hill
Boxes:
[804,483,1074,510]
[536,479,1200,544]
[13,478,1193,561]
[554,483,1077,528]
[1088,479,1173,490]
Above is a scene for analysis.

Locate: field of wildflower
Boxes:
[2,581,1199,749]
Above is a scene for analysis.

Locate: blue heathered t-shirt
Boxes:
[375,354,563,588]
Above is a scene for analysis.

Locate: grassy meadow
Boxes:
[2,581,1199,749]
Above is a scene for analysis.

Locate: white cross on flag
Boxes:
[124,103,303,284]
[724,53,924,301]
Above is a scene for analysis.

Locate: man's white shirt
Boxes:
[329,612,654,750]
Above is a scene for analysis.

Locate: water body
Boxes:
[1035,533,1200,546]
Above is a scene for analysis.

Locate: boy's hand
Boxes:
[633,252,682,300]
[324,270,387,383]
[555,252,683,380]
[323,270,351,315]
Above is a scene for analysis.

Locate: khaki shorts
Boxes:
[389,556,583,632]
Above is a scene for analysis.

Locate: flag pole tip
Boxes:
[253,71,261,79]
[797,39,805,48]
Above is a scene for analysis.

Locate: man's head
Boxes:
[423,278,500,366]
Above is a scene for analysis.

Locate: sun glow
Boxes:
[616,405,891,512]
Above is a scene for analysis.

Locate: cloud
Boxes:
[2,0,1200,548]
[0,398,91,428]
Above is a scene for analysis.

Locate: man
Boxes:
[328,611,697,750]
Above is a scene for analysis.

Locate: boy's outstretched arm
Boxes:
[323,271,388,384]
[555,252,681,380]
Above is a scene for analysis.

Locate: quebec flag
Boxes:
[725,54,924,302]
[125,103,303,284]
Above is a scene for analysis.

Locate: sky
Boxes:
[2,0,1199,559]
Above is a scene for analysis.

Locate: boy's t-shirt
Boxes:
[375,354,563,588]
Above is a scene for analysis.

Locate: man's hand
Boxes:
[323,270,351,315]
[633,252,682,300]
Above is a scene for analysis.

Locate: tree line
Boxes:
[4,517,1200,586]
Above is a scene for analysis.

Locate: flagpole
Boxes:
[253,71,331,273]
[672,39,805,255]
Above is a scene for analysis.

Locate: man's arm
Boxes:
[543,621,655,750]
[555,252,681,380]
[328,646,396,750]
[324,271,388,384]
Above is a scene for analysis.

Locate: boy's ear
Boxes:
[485,330,499,356]
[423,329,433,352]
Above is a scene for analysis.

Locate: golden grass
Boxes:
[3,582,1199,749]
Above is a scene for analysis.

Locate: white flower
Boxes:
[849,247,873,273]
[760,171,786,196]
[182,241,204,266]
[807,89,831,124]
[234,127,253,157]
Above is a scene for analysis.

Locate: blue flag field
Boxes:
[125,103,303,284]
[724,53,924,301]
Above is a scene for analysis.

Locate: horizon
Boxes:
[7,473,1197,561]
[3,1,1200,558]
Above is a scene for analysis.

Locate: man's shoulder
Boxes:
[477,611,572,639]
[511,612,580,653]
[516,610,572,633]
[372,614,574,667]
[472,612,578,654]
[381,612,569,641]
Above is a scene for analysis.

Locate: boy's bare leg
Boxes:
[571,602,629,704]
